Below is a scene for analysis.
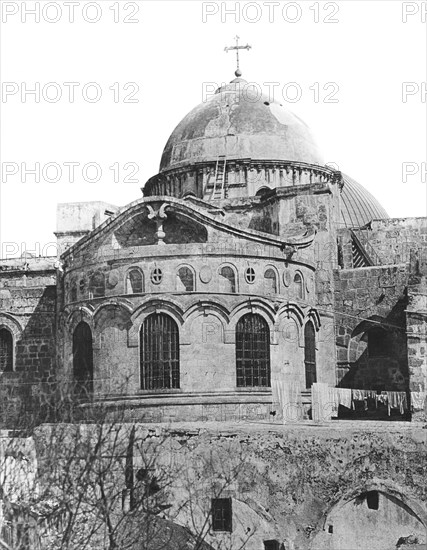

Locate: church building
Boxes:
[0,58,426,549]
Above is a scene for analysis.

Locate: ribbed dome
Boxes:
[160,78,324,172]
[341,174,389,228]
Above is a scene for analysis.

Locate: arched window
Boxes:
[294,272,304,300]
[0,328,13,372]
[176,267,194,292]
[140,313,179,390]
[304,321,316,389]
[89,271,105,298]
[72,322,93,396]
[264,268,277,294]
[219,266,236,293]
[236,314,270,387]
[79,279,86,298]
[126,268,144,294]
[367,327,388,357]
[70,282,78,302]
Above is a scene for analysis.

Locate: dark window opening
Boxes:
[140,313,179,390]
[264,268,277,294]
[219,266,236,293]
[211,498,232,532]
[126,269,144,294]
[367,327,388,358]
[264,541,280,550]
[177,267,194,292]
[70,283,77,302]
[72,321,93,397]
[89,271,105,298]
[304,322,317,389]
[294,273,304,299]
[328,525,333,534]
[0,328,13,372]
[236,314,271,387]
[366,490,379,510]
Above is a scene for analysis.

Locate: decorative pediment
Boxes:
[61,196,316,261]
[112,202,208,248]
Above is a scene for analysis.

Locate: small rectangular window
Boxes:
[366,490,379,510]
[211,498,232,532]
[264,541,280,550]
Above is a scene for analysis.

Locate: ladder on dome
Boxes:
[210,155,227,200]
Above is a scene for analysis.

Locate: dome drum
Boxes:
[144,158,343,200]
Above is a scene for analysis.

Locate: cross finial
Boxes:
[224,35,251,77]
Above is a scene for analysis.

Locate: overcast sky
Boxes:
[1,0,426,257]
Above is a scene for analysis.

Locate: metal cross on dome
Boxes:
[224,35,251,77]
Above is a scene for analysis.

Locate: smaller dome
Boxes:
[341,174,389,228]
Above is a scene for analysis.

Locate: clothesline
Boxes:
[330,388,426,416]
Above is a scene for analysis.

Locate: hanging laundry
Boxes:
[377,392,388,407]
[329,387,339,418]
[352,389,368,411]
[336,388,352,410]
[386,391,408,415]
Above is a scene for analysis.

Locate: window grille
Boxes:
[236,314,270,387]
[140,313,179,390]
[211,498,232,532]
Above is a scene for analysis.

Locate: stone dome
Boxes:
[160,78,324,172]
[341,174,389,228]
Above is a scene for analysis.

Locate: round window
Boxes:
[151,268,163,285]
[245,267,256,284]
